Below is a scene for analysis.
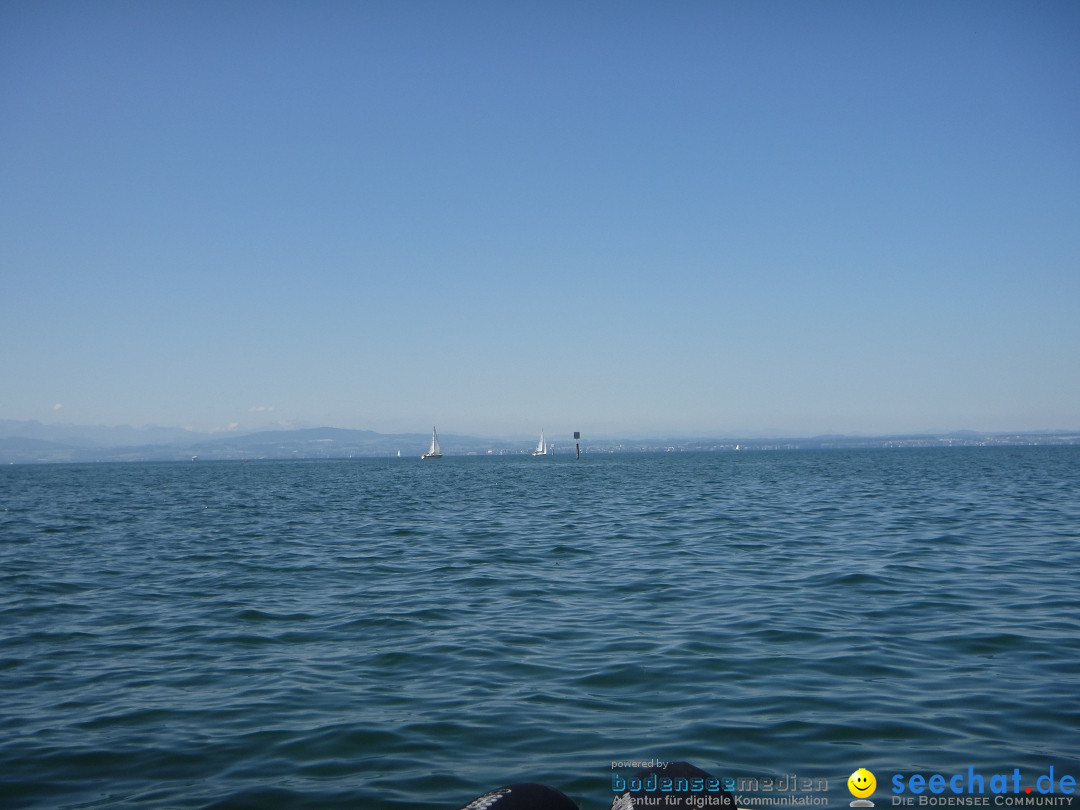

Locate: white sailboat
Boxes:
[421,427,443,459]
[532,430,547,456]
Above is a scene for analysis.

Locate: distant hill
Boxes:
[0,421,525,463]
[0,420,197,447]
[0,420,1077,464]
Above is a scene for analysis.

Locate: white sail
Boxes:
[532,430,547,456]
[422,427,443,459]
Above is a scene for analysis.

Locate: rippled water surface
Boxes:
[2,448,1079,809]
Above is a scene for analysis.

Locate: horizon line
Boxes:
[3,417,1080,443]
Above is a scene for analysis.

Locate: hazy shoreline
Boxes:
[2,420,1077,464]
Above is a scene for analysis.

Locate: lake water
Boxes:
[2,448,1078,809]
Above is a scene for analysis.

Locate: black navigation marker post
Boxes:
[574,431,580,460]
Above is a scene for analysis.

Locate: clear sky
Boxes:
[2,1,1078,439]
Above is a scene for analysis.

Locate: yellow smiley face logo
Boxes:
[848,768,876,798]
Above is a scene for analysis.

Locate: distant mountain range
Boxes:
[0,421,486,463]
[1,420,1077,464]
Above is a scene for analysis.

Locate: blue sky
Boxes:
[2,1,1078,438]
